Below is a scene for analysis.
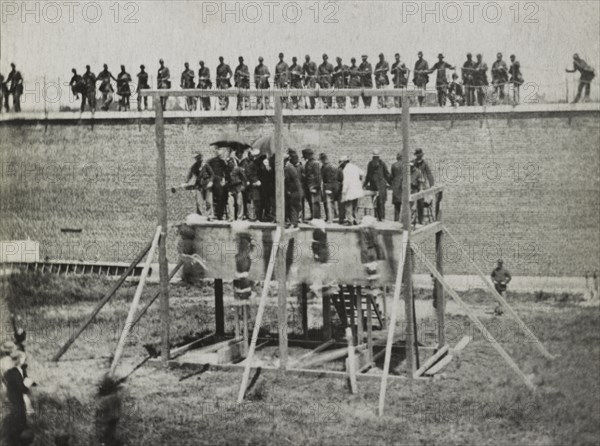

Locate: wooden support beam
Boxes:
[442,226,554,360]
[237,227,282,403]
[322,293,332,341]
[367,293,373,362]
[274,97,288,372]
[52,239,152,361]
[435,231,446,347]
[452,336,471,354]
[154,95,171,366]
[346,327,358,394]
[378,231,409,417]
[301,282,309,339]
[356,287,364,345]
[413,344,449,378]
[214,279,225,336]
[411,242,536,391]
[170,333,215,358]
[110,226,162,376]
[289,339,335,368]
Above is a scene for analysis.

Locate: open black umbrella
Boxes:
[210,139,251,153]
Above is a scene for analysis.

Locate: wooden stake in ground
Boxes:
[109,226,162,377]
[237,227,282,403]
[378,231,409,417]
[346,327,358,394]
[52,240,153,362]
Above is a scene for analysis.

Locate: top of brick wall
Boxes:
[1,102,598,125]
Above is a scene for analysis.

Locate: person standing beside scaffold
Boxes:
[157,59,171,111]
[491,53,509,103]
[413,51,430,106]
[303,55,318,109]
[566,53,596,103]
[97,64,116,111]
[359,54,373,108]
[274,52,290,109]
[491,259,511,315]
[254,57,271,110]
[234,56,250,111]
[317,54,334,109]
[391,53,409,108]
[473,54,489,106]
[462,53,476,106]
[180,62,196,111]
[116,65,132,112]
[363,149,390,221]
[81,65,97,112]
[289,57,304,109]
[374,53,390,108]
[508,54,524,105]
[347,58,361,109]
[3,63,23,112]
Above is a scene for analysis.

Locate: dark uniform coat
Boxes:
[234,64,250,88]
[347,65,361,87]
[413,59,430,87]
[317,62,334,87]
[254,64,270,89]
[216,63,232,89]
[321,161,343,200]
[198,67,212,88]
[274,61,290,87]
[359,61,373,88]
[364,158,390,198]
[390,160,404,204]
[302,60,317,88]
[391,61,409,88]
[375,60,390,86]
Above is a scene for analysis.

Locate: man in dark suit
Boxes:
[389,153,404,221]
[3,350,32,445]
[363,149,390,221]
[412,148,435,225]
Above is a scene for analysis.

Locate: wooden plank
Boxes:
[52,239,152,361]
[154,96,171,365]
[413,345,449,378]
[322,293,332,341]
[140,88,421,98]
[237,226,282,403]
[367,293,373,362]
[411,221,443,242]
[442,226,554,360]
[290,339,335,368]
[170,333,216,358]
[411,242,536,391]
[452,336,471,354]
[424,354,454,376]
[302,344,367,369]
[378,230,409,417]
[356,287,364,345]
[346,327,358,394]
[110,226,162,376]
[409,185,445,202]
[217,340,247,364]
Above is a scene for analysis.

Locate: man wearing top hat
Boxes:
[363,149,390,221]
[412,148,435,225]
[428,53,455,107]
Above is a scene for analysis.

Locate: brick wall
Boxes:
[1,109,598,276]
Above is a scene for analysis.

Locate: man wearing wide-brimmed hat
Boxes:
[302,147,322,220]
[412,148,435,225]
[363,149,390,221]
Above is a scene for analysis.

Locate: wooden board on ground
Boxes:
[424,354,454,376]
[181,338,245,364]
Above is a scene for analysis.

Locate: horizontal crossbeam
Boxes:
[140,88,421,98]
[409,185,444,201]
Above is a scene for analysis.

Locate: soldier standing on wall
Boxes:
[473,53,489,106]
[462,53,476,106]
[359,54,373,108]
[332,57,348,109]
[374,53,390,108]
[303,55,318,109]
[97,64,116,111]
[508,54,524,105]
[254,57,271,110]
[136,65,150,111]
[413,51,430,106]
[216,56,232,110]
[69,68,84,101]
[391,53,409,108]
[197,61,212,111]
[3,63,23,112]
[81,65,97,112]
[274,52,290,108]
[181,62,197,111]
[317,54,334,108]
[289,57,304,109]
[157,59,171,111]
[347,58,361,108]
[234,56,250,111]
[566,53,596,103]
[491,52,509,103]
[116,65,132,112]
[428,53,455,107]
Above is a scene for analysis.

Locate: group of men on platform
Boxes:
[183,144,435,227]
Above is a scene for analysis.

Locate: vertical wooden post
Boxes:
[301,282,309,339]
[322,292,332,341]
[154,94,171,366]
[367,295,373,362]
[214,279,225,336]
[401,98,416,376]
[435,230,446,347]
[274,95,288,371]
[356,286,363,345]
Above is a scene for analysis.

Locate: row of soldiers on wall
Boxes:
[180,144,435,227]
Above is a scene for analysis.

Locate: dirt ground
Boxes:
[2,272,599,446]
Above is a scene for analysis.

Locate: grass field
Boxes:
[2,272,599,445]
